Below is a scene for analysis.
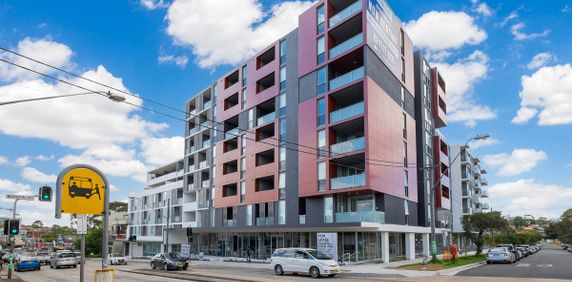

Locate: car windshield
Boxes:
[36,253,48,256]
[59,253,75,258]
[167,253,182,259]
[305,250,332,260]
[490,248,507,253]
[111,254,122,257]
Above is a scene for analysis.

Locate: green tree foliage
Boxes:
[109,201,128,212]
[31,220,44,229]
[85,227,103,256]
[463,211,509,255]
[496,230,542,245]
[40,224,75,242]
[512,216,527,229]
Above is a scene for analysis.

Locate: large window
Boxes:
[317,5,325,34]
[241,135,247,156]
[318,161,326,191]
[279,66,286,91]
[317,36,326,65]
[317,129,326,157]
[317,98,326,127]
[280,39,287,65]
[317,67,327,95]
[324,196,333,223]
[278,200,286,224]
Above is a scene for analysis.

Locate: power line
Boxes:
[0,46,415,167]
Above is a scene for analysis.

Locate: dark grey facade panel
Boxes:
[298,72,317,103]
[364,46,415,118]
[383,193,407,225]
[305,197,324,226]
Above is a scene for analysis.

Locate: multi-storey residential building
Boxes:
[450,145,490,240]
[127,0,453,262]
[127,160,185,257]
[109,211,128,255]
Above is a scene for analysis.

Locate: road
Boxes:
[457,245,572,280]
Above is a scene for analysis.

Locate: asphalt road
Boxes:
[457,245,572,280]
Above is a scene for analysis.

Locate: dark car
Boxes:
[516,246,529,257]
[150,253,188,271]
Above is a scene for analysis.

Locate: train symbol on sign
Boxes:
[68,176,102,200]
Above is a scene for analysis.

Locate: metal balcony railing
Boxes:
[330,102,364,124]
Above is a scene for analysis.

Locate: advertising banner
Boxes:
[366,0,402,78]
[317,233,338,261]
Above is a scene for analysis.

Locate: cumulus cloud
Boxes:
[0,37,73,82]
[511,23,550,41]
[495,11,518,28]
[484,148,547,177]
[15,156,31,167]
[474,3,493,17]
[404,11,487,51]
[0,156,7,165]
[0,178,32,193]
[58,152,148,183]
[158,53,189,68]
[35,154,54,161]
[433,51,496,127]
[140,136,184,167]
[526,52,554,70]
[140,0,168,10]
[488,179,572,218]
[165,0,315,68]
[512,64,572,125]
[470,137,500,150]
[21,167,57,184]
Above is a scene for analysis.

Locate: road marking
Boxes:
[537,264,553,268]
[516,263,530,267]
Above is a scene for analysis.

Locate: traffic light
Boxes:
[8,219,19,235]
[39,185,52,202]
[3,219,8,235]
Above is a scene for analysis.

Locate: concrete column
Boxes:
[405,233,416,260]
[423,233,430,257]
[381,232,389,263]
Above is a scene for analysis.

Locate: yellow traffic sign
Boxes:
[59,167,106,215]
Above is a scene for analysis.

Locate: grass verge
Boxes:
[395,254,485,271]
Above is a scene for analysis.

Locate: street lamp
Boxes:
[0,91,126,106]
[429,133,490,261]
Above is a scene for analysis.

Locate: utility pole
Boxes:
[165,198,170,253]
[7,199,19,280]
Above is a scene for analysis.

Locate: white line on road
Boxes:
[537,264,553,268]
[516,263,530,267]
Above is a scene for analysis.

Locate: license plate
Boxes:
[331,268,339,273]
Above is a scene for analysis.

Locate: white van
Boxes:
[270,248,340,278]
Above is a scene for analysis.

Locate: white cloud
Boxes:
[512,64,572,125]
[58,153,148,183]
[165,0,315,68]
[495,11,518,28]
[0,156,7,165]
[488,179,572,218]
[15,156,31,167]
[0,178,32,193]
[0,37,73,82]
[511,23,550,41]
[484,148,547,177]
[158,54,189,68]
[404,11,487,51]
[21,167,57,184]
[35,154,54,161]
[526,52,554,70]
[140,0,168,10]
[474,3,493,17]
[470,137,500,150]
[433,51,496,127]
[140,136,184,166]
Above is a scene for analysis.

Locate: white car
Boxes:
[271,248,340,278]
[108,253,128,265]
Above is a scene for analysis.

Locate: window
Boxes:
[241,135,247,155]
[317,36,326,64]
[403,113,407,139]
[241,88,247,109]
[240,157,246,179]
[278,200,286,224]
[317,5,325,34]
[404,200,409,225]
[279,147,286,170]
[324,196,333,223]
[242,65,248,86]
[317,129,326,157]
[246,204,253,226]
[318,161,326,191]
[317,98,326,126]
[400,29,405,56]
[400,87,405,108]
[248,109,254,129]
[403,141,408,167]
[401,57,406,82]
[279,118,286,142]
[280,66,286,91]
[279,173,286,200]
[404,170,409,197]
[280,39,287,65]
[240,181,246,202]
[317,67,327,95]
[279,93,286,116]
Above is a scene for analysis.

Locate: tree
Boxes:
[85,227,103,256]
[31,220,44,229]
[513,216,527,229]
[463,211,509,255]
[41,224,75,242]
[109,201,128,212]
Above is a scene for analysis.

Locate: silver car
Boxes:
[50,252,78,269]
[34,252,51,265]
[486,247,516,264]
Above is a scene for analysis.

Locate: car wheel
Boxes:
[486,261,491,264]
[73,264,77,268]
[56,265,60,269]
[50,264,53,269]
[164,263,169,271]
[309,266,320,279]
[274,265,284,276]
[151,262,156,269]
[182,264,188,271]
[124,261,128,265]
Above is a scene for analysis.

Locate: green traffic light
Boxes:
[11,229,16,233]
[43,195,49,199]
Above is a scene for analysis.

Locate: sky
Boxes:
[0,0,571,225]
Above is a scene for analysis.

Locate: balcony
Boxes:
[225,128,240,139]
[480,177,488,186]
[201,180,210,189]
[257,112,276,127]
[330,173,366,190]
[329,67,364,92]
[203,100,212,110]
[329,33,363,59]
[186,183,195,191]
[481,190,489,198]
[255,217,272,226]
[198,160,208,170]
[329,0,362,27]
[223,219,236,227]
[330,102,364,124]
[481,203,490,210]
[298,215,306,224]
[330,137,365,156]
[335,210,384,224]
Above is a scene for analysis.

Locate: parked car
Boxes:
[496,244,520,260]
[50,252,78,269]
[562,243,569,250]
[108,253,128,265]
[516,246,529,257]
[150,253,188,271]
[14,256,41,272]
[34,251,51,265]
[271,248,340,278]
[486,247,516,264]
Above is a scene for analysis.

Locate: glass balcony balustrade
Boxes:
[330,102,364,124]
[335,210,385,224]
[329,67,364,91]
[330,137,365,155]
[330,173,366,190]
[329,0,362,27]
[329,33,363,59]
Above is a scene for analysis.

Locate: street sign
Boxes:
[77,214,88,234]
[5,194,36,201]
[57,165,107,215]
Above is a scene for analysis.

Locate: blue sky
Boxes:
[0,0,571,225]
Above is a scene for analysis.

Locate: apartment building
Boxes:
[128,0,453,262]
[450,145,490,237]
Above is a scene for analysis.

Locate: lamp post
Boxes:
[429,133,489,261]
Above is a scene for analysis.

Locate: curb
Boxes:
[436,261,486,276]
